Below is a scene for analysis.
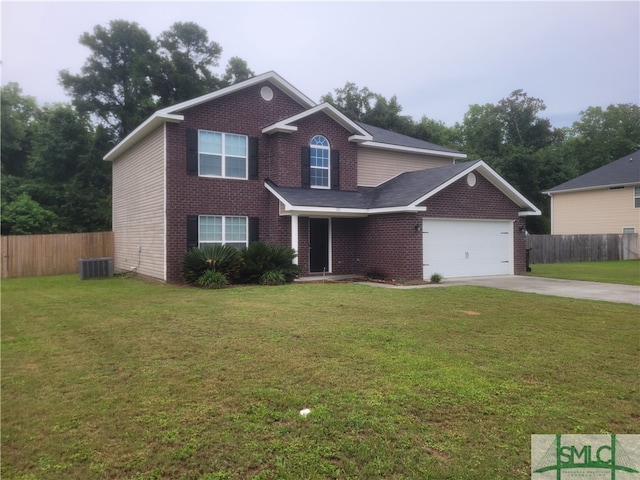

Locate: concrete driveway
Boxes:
[352,275,639,305]
[302,274,640,305]
[439,275,640,305]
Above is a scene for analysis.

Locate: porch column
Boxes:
[291,215,299,265]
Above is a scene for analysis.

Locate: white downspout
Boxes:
[291,215,299,265]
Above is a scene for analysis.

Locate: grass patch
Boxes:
[2,275,639,479]
[528,260,640,285]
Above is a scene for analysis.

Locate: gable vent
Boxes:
[79,257,113,280]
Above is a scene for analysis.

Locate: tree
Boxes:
[495,89,554,150]
[1,102,112,234]
[565,104,640,174]
[460,91,558,233]
[322,82,414,134]
[27,104,112,232]
[1,83,39,176]
[27,104,93,183]
[222,56,255,86]
[59,20,161,141]
[412,116,461,149]
[363,94,413,135]
[1,193,58,235]
[155,21,223,106]
[60,20,254,140]
[322,82,374,121]
[460,104,504,160]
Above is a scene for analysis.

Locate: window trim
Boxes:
[198,130,248,180]
[198,215,248,248]
[622,227,636,234]
[634,186,640,208]
[310,135,330,189]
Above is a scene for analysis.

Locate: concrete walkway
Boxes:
[358,275,640,305]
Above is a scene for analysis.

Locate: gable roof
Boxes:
[104,71,466,162]
[262,103,372,142]
[104,71,315,161]
[357,122,465,159]
[545,149,640,194]
[265,160,540,217]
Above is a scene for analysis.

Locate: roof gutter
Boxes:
[359,141,467,160]
[406,160,541,216]
[544,182,640,196]
[264,182,426,217]
[104,113,184,161]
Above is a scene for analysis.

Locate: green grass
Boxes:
[2,275,639,480]
[528,260,640,285]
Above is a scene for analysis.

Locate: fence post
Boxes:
[1,236,8,279]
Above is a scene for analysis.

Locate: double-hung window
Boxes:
[310,135,330,188]
[199,216,247,249]
[199,130,247,179]
[635,187,640,208]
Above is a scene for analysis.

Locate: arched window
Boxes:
[310,135,330,188]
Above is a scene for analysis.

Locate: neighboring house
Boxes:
[544,149,640,251]
[104,72,540,283]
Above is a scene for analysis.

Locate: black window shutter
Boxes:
[248,137,259,179]
[248,217,260,244]
[186,129,198,175]
[331,150,340,189]
[301,146,311,188]
[187,215,199,250]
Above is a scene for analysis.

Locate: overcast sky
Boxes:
[1,1,638,128]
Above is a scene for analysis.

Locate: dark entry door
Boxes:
[309,218,329,273]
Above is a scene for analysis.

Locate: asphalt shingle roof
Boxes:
[356,122,463,155]
[369,161,478,207]
[546,149,640,193]
[269,161,480,209]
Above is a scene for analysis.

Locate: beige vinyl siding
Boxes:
[357,147,453,186]
[551,187,640,236]
[112,126,166,281]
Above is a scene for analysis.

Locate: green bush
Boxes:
[259,269,286,286]
[197,270,229,289]
[430,273,443,283]
[180,244,242,285]
[238,242,300,284]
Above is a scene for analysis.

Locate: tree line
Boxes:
[2,20,253,235]
[2,19,639,235]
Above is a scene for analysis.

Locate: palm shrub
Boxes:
[180,244,242,285]
[259,269,286,286]
[238,242,300,284]
[197,270,229,289]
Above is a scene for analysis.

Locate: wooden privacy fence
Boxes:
[1,231,113,279]
[527,233,639,264]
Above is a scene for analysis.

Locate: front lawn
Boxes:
[528,259,640,285]
[2,275,638,479]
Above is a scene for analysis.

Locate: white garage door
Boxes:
[422,218,514,279]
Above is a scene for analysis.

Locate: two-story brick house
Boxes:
[105,72,540,283]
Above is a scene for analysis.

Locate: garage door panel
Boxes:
[423,219,513,279]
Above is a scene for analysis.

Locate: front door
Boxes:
[309,218,330,273]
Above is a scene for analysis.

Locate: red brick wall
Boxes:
[352,173,529,281]
[422,173,528,275]
[354,214,423,280]
[164,81,360,282]
[291,217,357,276]
[162,79,529,283]
[270,115,358,191]
[165,82,306,282]
[422,173,520,219]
